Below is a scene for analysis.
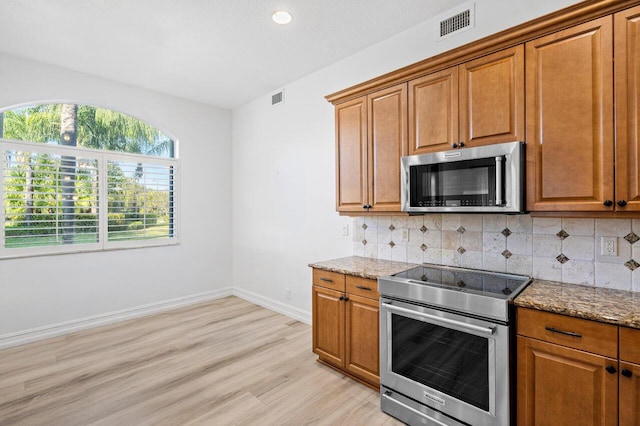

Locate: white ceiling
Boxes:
[0,0,468,109]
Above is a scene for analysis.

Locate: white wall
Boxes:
[231,0,584,322]
[0,53,233,340]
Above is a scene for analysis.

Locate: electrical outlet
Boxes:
[341,224,349,237]
[285,288,292,300]
[401,229,409,242]
[601,237,618,256]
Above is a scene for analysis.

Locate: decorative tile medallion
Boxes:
[389,241,396,248]
[362,223,368,230]
[457,226,466,234]
[625,259,640,271]
[389,224,396,232]
[420,225,427,233]
[420,244,427,252]
[556,253,570,264]
[457,247,466,254]
[502,249,512,259]
[362,239,367,246]
[501,228,512,238]
[625,232,640,245]
[556,230,570,240]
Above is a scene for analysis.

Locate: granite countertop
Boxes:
[310,256,640,329]
[515,280,640,329]
[308,256,419,280]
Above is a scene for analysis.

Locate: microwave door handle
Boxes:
[495,156,504,206]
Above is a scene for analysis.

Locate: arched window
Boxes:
[0,103,178,257]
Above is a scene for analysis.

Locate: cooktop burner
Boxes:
[378,264,531,322]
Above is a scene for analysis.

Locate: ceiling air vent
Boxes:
[271,89,284,106]
[436,2,475,41]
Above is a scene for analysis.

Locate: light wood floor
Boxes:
[0,296,403,425]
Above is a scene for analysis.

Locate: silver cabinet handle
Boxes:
[382,302,496,335]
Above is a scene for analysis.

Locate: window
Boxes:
[0,104,178,258]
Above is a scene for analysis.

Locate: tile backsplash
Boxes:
[352,215,640,292]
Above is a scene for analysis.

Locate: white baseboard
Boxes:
[0,288,233,350]
[232,288,311,325]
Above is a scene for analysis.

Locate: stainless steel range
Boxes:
[378,264,531,426]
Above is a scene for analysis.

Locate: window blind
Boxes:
[2,147,99,249]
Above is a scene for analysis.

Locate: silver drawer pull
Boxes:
[319,277,333,283]
[356,285,372,291]
[545,326,582,338]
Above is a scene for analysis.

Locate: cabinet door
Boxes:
[344,294,379,386]
[335,97,367,212]
[459,45,524,147]
[408,67,459,155]
[615,6,640,212]
[367,83,407,212]
[525,17,614,212]
[517,336,618,426]
[312,285,345,368]
[620,362,640,426]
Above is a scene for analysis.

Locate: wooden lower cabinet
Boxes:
[517,336,618,425]
[312,269,380,388]
[620,362,640,426]
[344,294,379,385]
[620,327,640,425]
[312,285,345,367]
[517,307,640,425]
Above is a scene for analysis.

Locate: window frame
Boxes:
[1,138,180,259]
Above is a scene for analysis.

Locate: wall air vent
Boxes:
[436,2,475,41]
[271,89,284,106]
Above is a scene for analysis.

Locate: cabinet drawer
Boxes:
[312,269,346,292]
[620,327,640,364]
[517,308,618,358]
[346,276,379,300]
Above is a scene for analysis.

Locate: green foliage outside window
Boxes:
[1,104,176,250]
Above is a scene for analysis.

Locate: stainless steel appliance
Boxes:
[401,141,525,213]
[378,264,531,426]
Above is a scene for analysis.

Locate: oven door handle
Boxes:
[382,302,496,335]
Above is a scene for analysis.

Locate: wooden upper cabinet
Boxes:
[408,67,459,155]
[408,47,524,156]
[615,5,640,212]
[334,83,407,214]
[459,45,525,147]
[526,17,614,212]
[367,84,407,212]
[335,97,367,212]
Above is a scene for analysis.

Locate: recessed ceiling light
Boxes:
[272,10,292,25]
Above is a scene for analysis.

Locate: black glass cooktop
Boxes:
[392,264,531,300]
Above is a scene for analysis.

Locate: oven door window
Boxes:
[410,157,502,208]
[391,313,489,411]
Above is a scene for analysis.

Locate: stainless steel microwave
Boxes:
[401,141,525,213]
